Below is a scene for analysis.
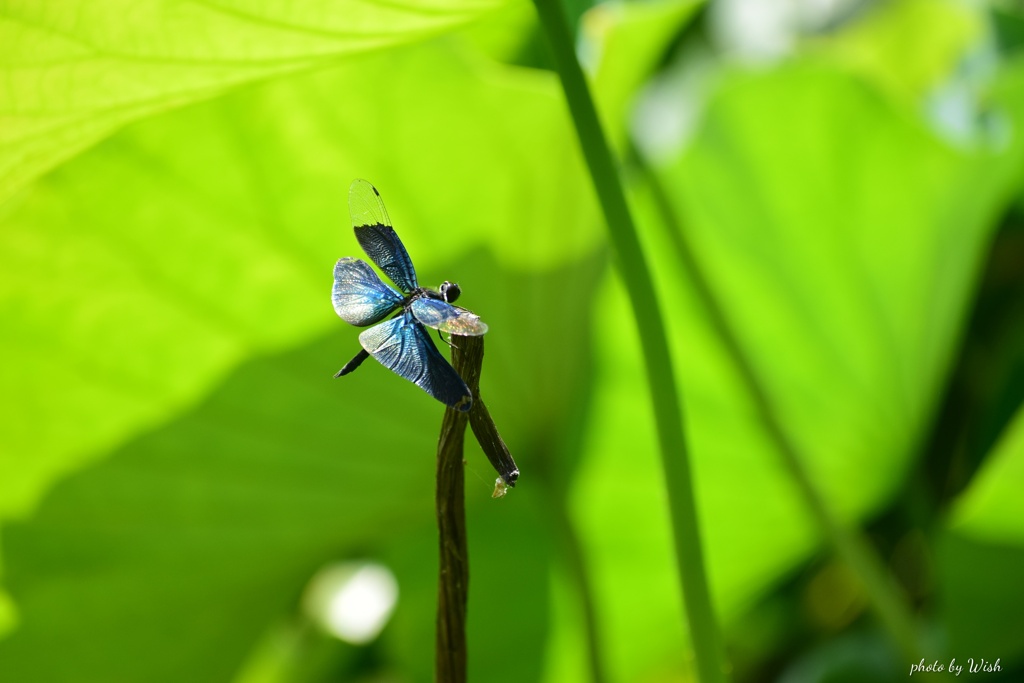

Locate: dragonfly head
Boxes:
[439,281,461,303]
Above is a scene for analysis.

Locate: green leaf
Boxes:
[668,64,1017,501]
[0,33,609,662]
[0,0,508,205]
[569,61,1024,678]
[949,404,1024,544]
[0,39,599,527]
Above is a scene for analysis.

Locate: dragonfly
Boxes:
[332,179,487,412]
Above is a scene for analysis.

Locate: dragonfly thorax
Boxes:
[407,282,461,306]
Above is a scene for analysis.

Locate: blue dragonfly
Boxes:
[332,179,487,412]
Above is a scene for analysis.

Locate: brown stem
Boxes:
[436,388,470,683]
[436,335,519,681]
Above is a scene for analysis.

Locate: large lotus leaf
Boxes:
[0,35,610,660]
[0,39,599,531]
[0,0,510,204]
[569,61,1024,680]
[667,63,1024,501]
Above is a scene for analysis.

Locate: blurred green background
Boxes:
[2,0,1024,681]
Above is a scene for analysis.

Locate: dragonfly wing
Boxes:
[359,312,473,411]
[332,257,403,326]
[410,297,488,336]
[349,179,419,293]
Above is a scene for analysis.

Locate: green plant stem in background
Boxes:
[637,151,924,662]
[531,1,728,681]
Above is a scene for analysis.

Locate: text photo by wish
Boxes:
[909,658,1002,676]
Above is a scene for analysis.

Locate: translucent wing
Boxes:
[359,311,473,411]
[410,297,488,336]
[349,179,418,293]
[332,257,403,326]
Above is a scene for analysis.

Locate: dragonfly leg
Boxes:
[437,328,457,349]
[335,348,370,377]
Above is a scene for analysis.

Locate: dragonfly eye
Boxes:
[440,281,461,303]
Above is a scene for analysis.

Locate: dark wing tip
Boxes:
[350,178,381,195]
